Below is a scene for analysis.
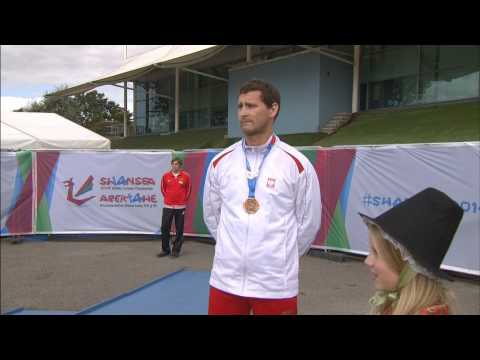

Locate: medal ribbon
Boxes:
[242,135,275,199]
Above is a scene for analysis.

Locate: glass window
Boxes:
[363,46,418,83]
[397,75,419,106]
[134,82,148,133]
[439,46,480,70]
[134,83,146,101]
[135,115,146,127]
[135,116,146,135]
[135,99,146,119]
[134,79,174,134]
[148,111,171,133]
[361,45,479,109]
[135,68,229,134]
[420,67,480,103]
[440,68,479,100]
[359,83,367,111]
[179,71,228,130]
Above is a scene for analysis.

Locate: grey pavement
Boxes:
[1,235,479,315]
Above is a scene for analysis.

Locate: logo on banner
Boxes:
[63,175,95,206]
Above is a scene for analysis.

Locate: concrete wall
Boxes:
[318,55,353,127]
[227,52,352,138]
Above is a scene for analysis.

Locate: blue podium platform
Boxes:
[4,269,211,315]
[79,269,211,315]
[4,309,76,315]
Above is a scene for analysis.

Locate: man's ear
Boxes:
[270,102,279,119]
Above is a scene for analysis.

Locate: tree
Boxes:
[16,85,132,135]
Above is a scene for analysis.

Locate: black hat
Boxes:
[359,187,464,279]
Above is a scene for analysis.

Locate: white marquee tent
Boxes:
[0,112,111,150]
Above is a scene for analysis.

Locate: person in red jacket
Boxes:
[158,158,191,258]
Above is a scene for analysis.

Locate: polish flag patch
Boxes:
[267,177,276,189]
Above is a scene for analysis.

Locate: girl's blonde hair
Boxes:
[368,224,455,315]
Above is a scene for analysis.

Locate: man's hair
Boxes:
[171,158,183,166]
[239,79,281,119]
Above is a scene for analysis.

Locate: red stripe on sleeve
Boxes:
[282,150,304,174]
[212,149,234,168]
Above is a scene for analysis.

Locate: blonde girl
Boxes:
[359,188,464,315]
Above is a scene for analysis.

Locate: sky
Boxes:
[1,45,163,112]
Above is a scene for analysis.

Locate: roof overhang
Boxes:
[46,45,227,97]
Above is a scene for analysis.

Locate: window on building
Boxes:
[134,78,174,135]
[134,68,228,135]
[134,83,147,135]
[360,46,479,110]
[178,71,228,130]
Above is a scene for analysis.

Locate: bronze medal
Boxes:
[243,198,260,214]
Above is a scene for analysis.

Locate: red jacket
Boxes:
[161,170,191,207]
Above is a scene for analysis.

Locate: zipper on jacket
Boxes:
[241,149,258,295]
[242,213,250,294]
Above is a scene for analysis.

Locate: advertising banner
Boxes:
[1,151,34,235]
[2,143,478,274]
[35,150,172,233]
[308,143,480,275]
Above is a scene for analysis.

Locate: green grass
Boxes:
[277,132,329,146]
[317,101,480,147]
[111,128,234,150]
[111,101,479,150]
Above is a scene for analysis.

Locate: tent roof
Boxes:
[47,45,226,97]
[1,112,111,150]
[1,121,39,150]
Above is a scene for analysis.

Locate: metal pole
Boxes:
[175,67,180,133]
[182,67,228,82]
[123,45,128,138]
[416,45,422,102]
[32,152,37,233]
[352,45,361,113]
[246,45,252,63]
[123,81,128,138]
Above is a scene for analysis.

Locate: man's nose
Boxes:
[238,107,248,117]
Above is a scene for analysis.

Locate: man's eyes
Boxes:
[238,103,256,109]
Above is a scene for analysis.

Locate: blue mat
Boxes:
[3,235,49,243]
[4,308,76,315]
[78,269,211,315]
[4,269,211,315]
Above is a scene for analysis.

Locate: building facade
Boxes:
[132,45,479,136]
[360,46,479,110]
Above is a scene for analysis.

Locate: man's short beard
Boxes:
[241,128,258,136]
[241,122,270,137]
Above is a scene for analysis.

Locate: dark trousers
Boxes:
[161,207,185,253]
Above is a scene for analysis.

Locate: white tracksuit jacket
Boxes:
[203,134,321,299]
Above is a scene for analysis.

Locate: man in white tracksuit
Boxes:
[203,79,321,315]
